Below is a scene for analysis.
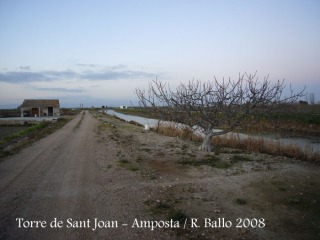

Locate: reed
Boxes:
[213,133,319,162]
[155,125,320,163]
[156,123,202,142]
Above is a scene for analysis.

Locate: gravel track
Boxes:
[0,111,174,240]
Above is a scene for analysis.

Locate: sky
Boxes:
[0,0,319,108]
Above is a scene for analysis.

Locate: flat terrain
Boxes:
[0,111,319,240]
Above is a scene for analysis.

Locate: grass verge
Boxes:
[0,121,49,145]
[0,117,73,159]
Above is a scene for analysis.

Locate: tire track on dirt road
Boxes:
[0,110,183,240]
[0,111,101,239]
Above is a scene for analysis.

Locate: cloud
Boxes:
[109,64,127,70]
[35,87,84,92]
[0,71,52,83]
[75,64,127,70]
[19,66,31,70]
[0,70,77,83]
[75,63,99,68]
[0,67,155,83]
[81,70,155,80]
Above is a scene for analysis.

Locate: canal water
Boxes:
[106,109,320,153]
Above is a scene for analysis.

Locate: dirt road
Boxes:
[0,111,172,240]
[1,110,319,240]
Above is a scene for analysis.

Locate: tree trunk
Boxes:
[198,126,214,152]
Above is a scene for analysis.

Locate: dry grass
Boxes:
[213,133,319,162]
[155,125,320,163]
[156,123,202,142]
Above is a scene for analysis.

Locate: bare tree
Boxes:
[136,73,305,152]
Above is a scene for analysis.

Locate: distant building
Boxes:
[120,105,128,109]
[20,99,60,117]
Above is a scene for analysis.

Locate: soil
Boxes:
[0,110,319,240]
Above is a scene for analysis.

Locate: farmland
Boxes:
[0,125,29,141]
[0,110,319,239]
[0,109,79,158]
